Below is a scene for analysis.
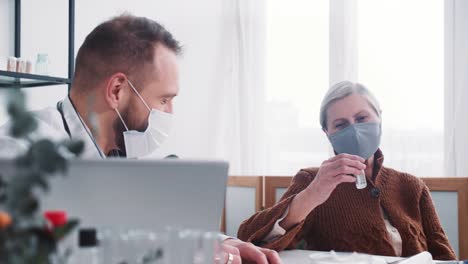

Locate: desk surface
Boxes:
[278,250,461,264]
[279,250,400,263]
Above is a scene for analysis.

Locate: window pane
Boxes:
[357,0,444,176]
[265,0,329,175]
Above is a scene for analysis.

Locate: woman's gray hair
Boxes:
[319,81,382,130]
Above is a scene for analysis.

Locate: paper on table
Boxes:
[309,251,387,264]
[395,252,432,264]
[281,250,461,264]
[308,251,433,264]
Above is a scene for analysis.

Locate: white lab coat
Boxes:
[0,97,103,159]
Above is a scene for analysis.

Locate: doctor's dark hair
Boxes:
[72,14,181,92]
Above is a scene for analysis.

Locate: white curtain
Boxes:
[210,0,266,175]
[328,0,358,158]
[329,0,358,84]
[445,0,468,177]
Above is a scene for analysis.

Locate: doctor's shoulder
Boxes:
[0,120,29,158]
[0,106,69,158]
[32,106,70,139]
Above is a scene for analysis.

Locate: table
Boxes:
[278,250,463,264]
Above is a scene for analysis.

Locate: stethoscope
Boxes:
[56,98,107,159]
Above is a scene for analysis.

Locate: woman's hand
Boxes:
[305,153,365,205]
[280,153,365,230]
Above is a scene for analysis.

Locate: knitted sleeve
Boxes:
[419,185,457,260]
[237,170,314,251]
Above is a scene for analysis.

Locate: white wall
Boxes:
[0,1,13,61]
[0,0,229,160]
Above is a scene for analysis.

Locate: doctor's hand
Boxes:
[220,238,282,264]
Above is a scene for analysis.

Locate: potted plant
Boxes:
[0,90,84,263]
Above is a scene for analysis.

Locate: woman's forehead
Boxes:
[327,93,374,120]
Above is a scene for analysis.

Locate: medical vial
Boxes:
[35,53,50,75]
[7,57,17,72]
[69,228,101,264]
[355,170,367,189]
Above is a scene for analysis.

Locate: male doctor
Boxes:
[0,15,281,264]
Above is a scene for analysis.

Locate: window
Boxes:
[265,0,329,175]
[265,0,444,176]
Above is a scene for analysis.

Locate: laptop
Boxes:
[0,158,229,232]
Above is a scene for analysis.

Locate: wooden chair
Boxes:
[264,176,294,208]
[421,177,468,259]
[221,176,263,237]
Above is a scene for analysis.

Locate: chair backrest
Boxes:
[420,177,468,259]
[222,176,263,237]
[264,176,294,208]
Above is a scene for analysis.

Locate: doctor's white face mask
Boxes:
[114,80,172,159]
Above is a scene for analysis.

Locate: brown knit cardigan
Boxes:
[237,150,456,260]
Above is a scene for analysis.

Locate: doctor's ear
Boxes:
[104,72,128,109]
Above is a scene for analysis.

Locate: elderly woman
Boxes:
[237,81,456,260]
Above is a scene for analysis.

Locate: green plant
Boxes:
[0,90,84,264]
